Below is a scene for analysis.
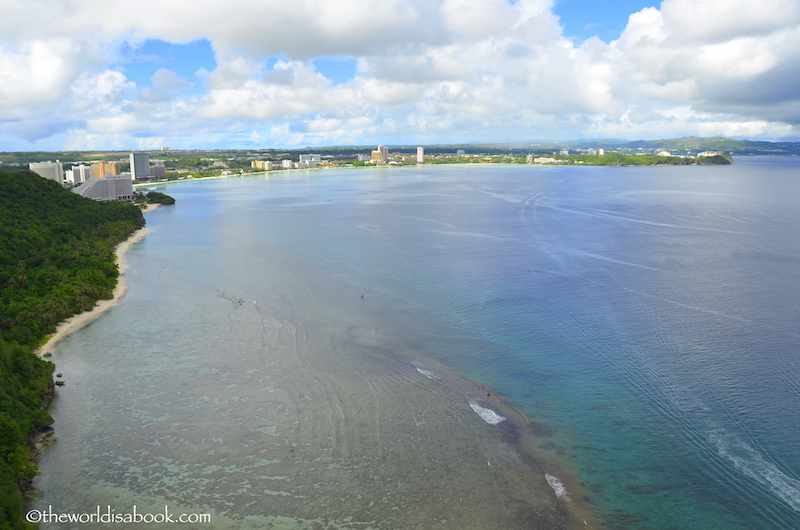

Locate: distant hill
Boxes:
[571,137,800,155]
[454,137,800,155]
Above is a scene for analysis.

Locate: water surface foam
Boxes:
[469,400,506,425]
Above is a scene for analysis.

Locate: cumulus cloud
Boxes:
[151,68,193,90]
[614,0,800,126]
[659,0,800,43]
[0,0,798,148]
[440,0,515,38]
[0,40,84,111]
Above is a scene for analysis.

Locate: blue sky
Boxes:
[0,0,798,150]
[555,0,655,41]
[115,40,216,92]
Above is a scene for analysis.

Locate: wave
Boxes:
[545,474,571,501]
[412,362,444,383]
[415,367,439,380]
[710,431,800,512]
[468,400,505,425]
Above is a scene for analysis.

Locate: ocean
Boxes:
[30,157,800,529]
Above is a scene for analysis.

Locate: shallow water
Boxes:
[31,158,800,529]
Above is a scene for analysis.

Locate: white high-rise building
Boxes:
[130,152,150,180]
[29,161,64,184]
[378,145,388,161]
[299,154,321,167]
[416,147,424,163]
[70,164,92,184]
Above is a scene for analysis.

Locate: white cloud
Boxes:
[151,68,193,90]
[614,0,800,127]
[659,0,800,44]
[0,40,82,111]
[0,0,799,148]
[360,79,427,105]
[86,115,147,134]
[441,0,514,39]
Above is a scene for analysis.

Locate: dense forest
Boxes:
[0,171,144,529]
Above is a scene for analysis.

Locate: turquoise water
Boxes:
[32,158,800,528]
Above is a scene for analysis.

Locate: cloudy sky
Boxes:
[1,0,799,150]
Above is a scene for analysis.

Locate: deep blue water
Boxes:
[35,157,800,529]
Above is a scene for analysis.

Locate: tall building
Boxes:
[65,164,92,185]
[299,154,321,167]
[251,160,274,171]
[417,147,424,163]
[91,161,121,179]
[371,150,383,163]
[29,161,65,184]
[72,175,133,201]
[76,164,92,182]
[150,164,167,178]
[378,145,388,161]
[130,153,151,180]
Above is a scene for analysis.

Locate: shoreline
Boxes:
[141,154,732,189]
[36,204,158,358]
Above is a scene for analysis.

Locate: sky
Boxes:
[1,0,799,151]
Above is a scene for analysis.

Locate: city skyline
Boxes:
[1,0,799,151]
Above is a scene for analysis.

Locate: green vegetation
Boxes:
[523,136,800,156]
[142,191,175,205]
[0,171,144,529]
[603,136,795,154]
[0,152,124,166]
[424,155,523,164]
[555,153,733,166]
[133,191,175,206]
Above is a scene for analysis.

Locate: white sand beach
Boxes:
[36,205,158,358]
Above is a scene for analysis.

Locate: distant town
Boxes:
[4,136,799,202]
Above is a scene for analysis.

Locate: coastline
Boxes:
[36,204,158,358]
[28,175,604,529]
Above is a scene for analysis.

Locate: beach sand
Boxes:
[36,205,158,358]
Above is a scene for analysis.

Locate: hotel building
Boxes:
[29,161,65,184]
[130,153,151,180]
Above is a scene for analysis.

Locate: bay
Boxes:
[31,157,800,529]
